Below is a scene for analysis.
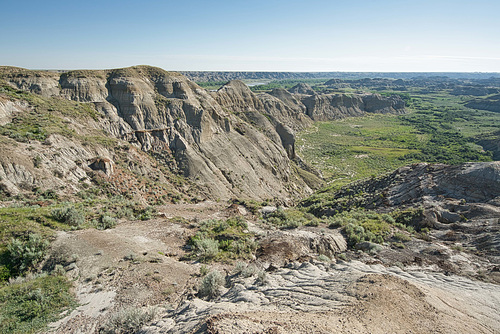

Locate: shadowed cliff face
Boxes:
[0,66,404,201]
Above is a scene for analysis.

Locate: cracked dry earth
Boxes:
[45,201,500,334]
[150,262,500,334]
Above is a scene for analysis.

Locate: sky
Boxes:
[1,0,499,72]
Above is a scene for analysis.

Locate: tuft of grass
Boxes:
[199,264,209,276]
[256,270,268,286]
[318,254,331,262]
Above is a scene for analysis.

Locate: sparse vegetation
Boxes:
[0,84,100,143]
[1,67,500,332]
[188,217,257,262]
[264,208,320,229]
[198,270,224,299]
[93,215,117,230]
[101,307,156,334]
[51,206,85,228]
[0,274,75,334]
[232,198,269,215]
[326,209,419,248]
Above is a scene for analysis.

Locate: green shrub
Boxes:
[393,232,411,242]
[193,237,219,262]
[52,264,66,276]
[101,307,156,334]
[137,206,156,221]
[198,270,224,299]
[229,238,258,257]
[256,271,268,286]
[391,207,425,230]
[51,206,84,227]
[264,208,307,229]
[232,261,247,275]
[241,264,258,278]
[189,217,256,261]
[6,234,49,276]
[337,253,348,261]
[199,264,209,276]
[327,209,392,247]
[0,265,10,282]
[318,254,331,262]
[94,215,116,230]
[115,206,134,220]
[392,242,405,249]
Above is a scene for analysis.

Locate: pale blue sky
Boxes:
[1,0,499,72]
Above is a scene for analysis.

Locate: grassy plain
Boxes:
[297,88,499,189]
[296,115,422,187]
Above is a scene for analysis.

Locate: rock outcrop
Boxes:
[302,162,500,267]
[288,83,316,95]
[143,261,500,334]
[465,94,500,113]
[300,93,405,121]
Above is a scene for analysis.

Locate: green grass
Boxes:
[296,115,422,188]
[0,274,76,334]
[296,89,497,189]
[188,217,257,262]
[0,206,67,251]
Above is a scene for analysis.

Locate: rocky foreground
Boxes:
[42,161,500,333]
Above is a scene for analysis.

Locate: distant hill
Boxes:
[181,71,500,82]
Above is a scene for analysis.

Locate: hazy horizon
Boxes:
[2,0,499,72]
